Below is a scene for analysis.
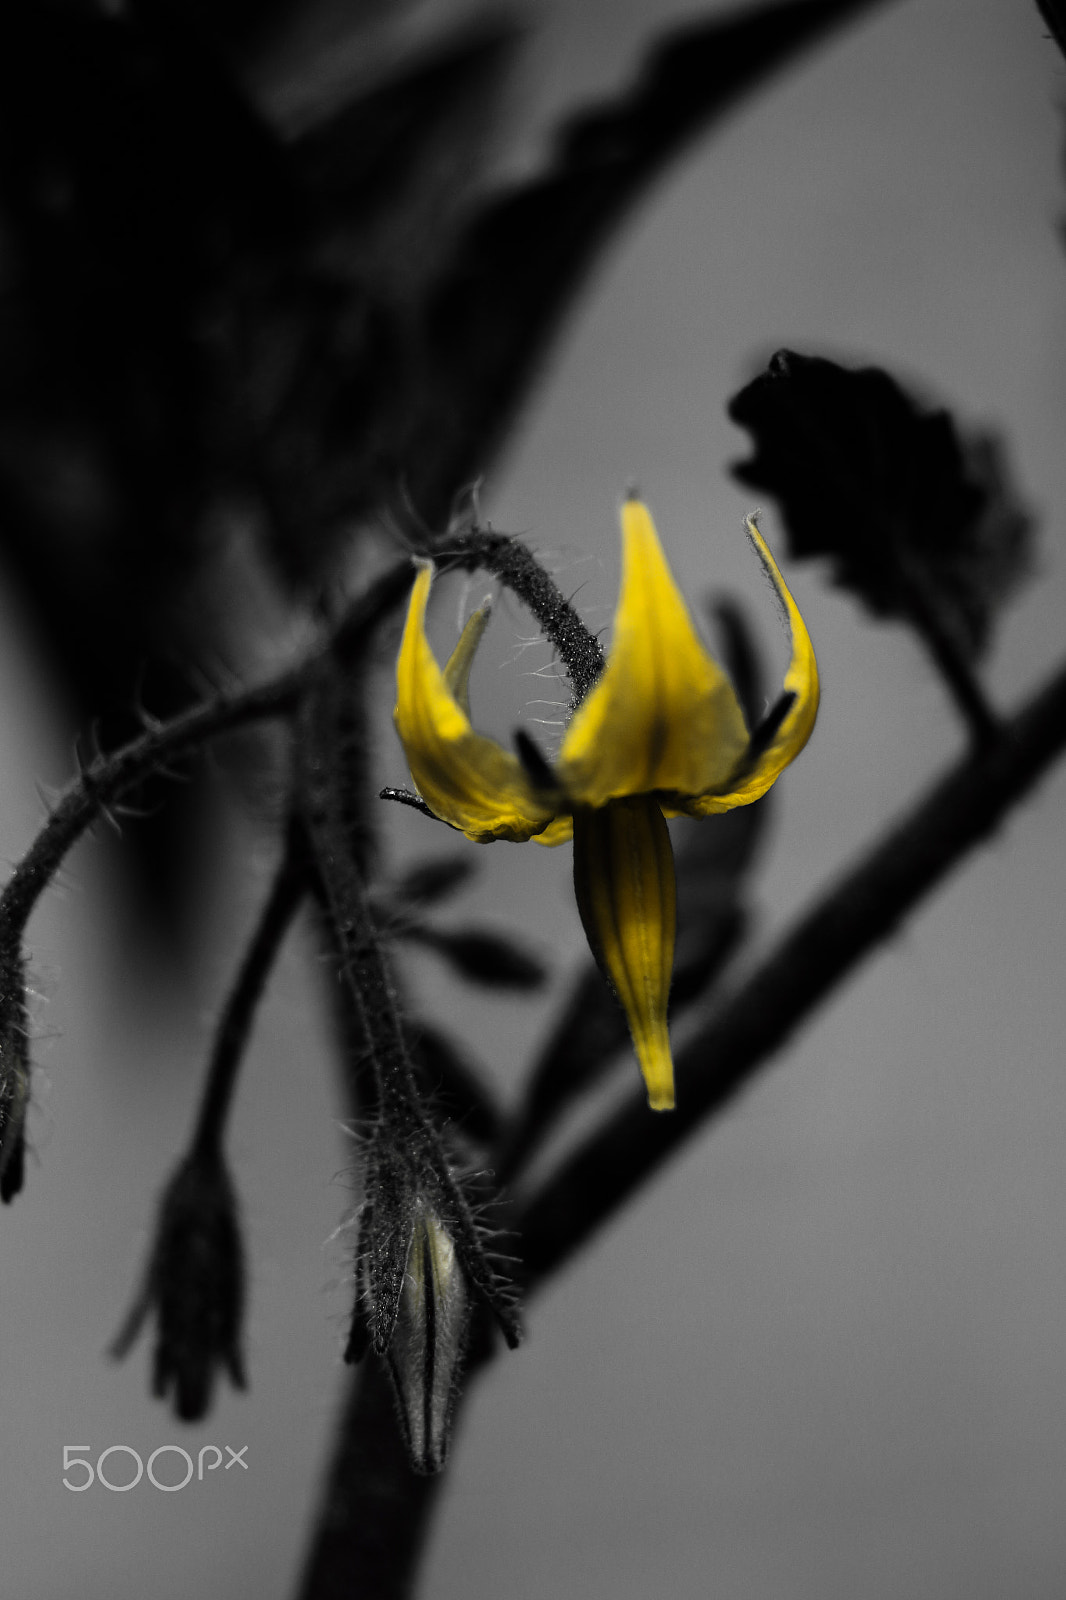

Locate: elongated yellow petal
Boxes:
[395,564,560,843]
[685,517,819,814]
[557,500,749,807]
[572,796,677,1110]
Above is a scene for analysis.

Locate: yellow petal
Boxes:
[572,797,677,1111]
[557,499,749,807]
[685,517,819,814]
[532,814,574,846]
[395,564,560,843]
[443,598,491,715]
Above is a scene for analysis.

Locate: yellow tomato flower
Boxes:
[394,498,818,1111]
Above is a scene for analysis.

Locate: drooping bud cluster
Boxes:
[111,1153,246,1422]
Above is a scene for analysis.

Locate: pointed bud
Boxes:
[384,1200,470,1476]
[347,1123,521,1471]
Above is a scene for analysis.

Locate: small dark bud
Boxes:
[729,348,1032,658]
[111,1153,246,1423]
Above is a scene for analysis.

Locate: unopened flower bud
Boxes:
[111,1153,246,1422]
[384,1200,470,1475]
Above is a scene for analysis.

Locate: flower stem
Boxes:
[190,835,307,1161]
[448,525,604,704]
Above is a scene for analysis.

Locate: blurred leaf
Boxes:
[729,349,1032,659]
[405,924,548,991]
[403,0,893,523]
[0,0,893,951]
[0,0,301,955]
[392,856,478,908]
[290,18,520,289]
[1036,0,1066,63]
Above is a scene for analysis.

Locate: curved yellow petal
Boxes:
[394,564,560,843]
[685,517,819,814]
[557,500,749,807]
[572,797,677,1111]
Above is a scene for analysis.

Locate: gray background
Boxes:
[1,1,1065,1596]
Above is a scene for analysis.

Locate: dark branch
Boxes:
[516,651,1066,1283]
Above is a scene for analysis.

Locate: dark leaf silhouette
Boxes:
[729,349,1032,660]
[392,857,478,909]
[1036,0,1066,63]
[404,924,549,991]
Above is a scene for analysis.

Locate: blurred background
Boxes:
[2,0,1066,1596]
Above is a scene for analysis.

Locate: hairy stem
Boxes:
[0,563,411,941]
[447,524,604,704]
[191,836,307,1160]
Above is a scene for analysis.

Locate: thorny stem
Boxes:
[296,684,428,1126]
[190,836,307,1160]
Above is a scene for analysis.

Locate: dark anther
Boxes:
[513,731,557,791]
[747,692,796,762]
